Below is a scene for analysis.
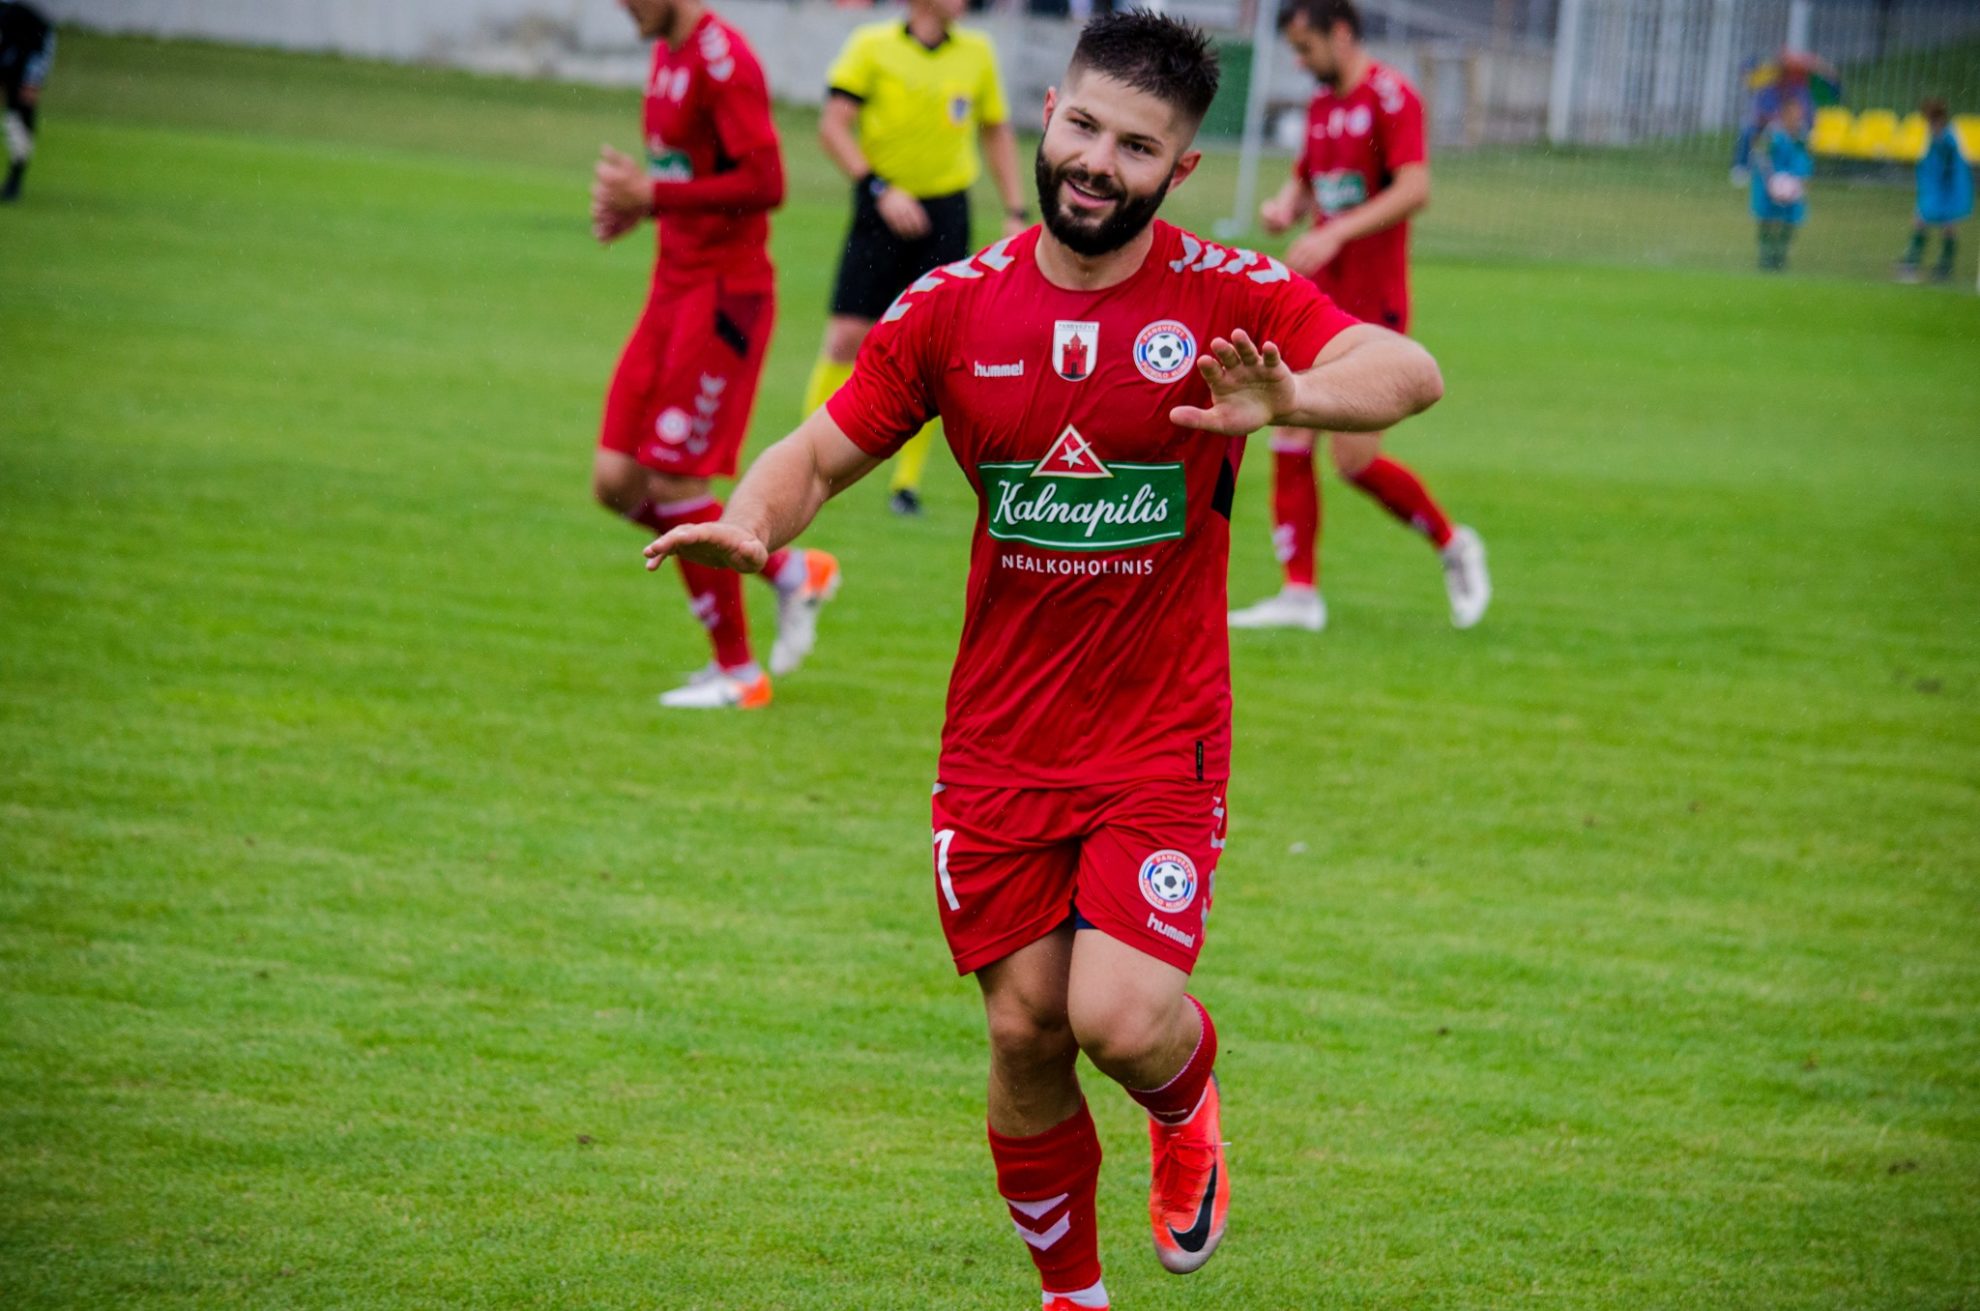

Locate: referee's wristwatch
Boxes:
[859,172,889,200]
[1008,206,1031,221]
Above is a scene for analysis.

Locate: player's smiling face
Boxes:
[1036,71,1202,258]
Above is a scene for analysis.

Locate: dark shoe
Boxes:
[889,488,923,517]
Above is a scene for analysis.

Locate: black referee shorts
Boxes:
[828,184,972,321]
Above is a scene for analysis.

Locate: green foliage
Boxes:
[3,32,1978,1311]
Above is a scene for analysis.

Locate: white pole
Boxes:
[1787,0,1812,51]
[1547,0,1587,145]
[1698,0,1737,131]
[1219,0,1281,240]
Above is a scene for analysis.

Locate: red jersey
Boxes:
[828,222,1358,789]
[1295,60,1425,327]
[643,13,778,292]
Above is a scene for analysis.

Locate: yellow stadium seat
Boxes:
[1894,113,1930,162]
[1956,115,1980,159]
[1848,108,1900,159]
[1809,106,1855,156]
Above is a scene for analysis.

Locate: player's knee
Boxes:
[1067,990,1173,1074]
[1332,436,1382,479]
[591,453,646,514]
[984,991,1074,1066]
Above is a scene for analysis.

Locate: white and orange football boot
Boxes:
[657,665,772,710]
[769,548,842,677]
[1148,1074,1229,1274]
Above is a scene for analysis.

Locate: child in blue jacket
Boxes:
[1896,98,1973,284]
[1751,99,1814,272]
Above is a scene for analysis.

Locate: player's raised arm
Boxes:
[1170,324,1442,436]
[642,409,882,574]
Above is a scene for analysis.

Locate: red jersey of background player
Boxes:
[643,12,777,292]
[1295,60,1424,329]
[827,221,1358,789]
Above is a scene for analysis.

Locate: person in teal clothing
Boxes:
[1750,98,1813,272]
[1896,98,1973,284]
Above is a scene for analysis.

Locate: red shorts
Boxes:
[1313,263,1410,335]
[599,278,774,479]
[929,779,1229,976]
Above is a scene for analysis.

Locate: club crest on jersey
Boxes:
[1139,850,1198,914]
[1053,320,1098,381]
[1031,425,1110,479]
[1133,320,1197,385]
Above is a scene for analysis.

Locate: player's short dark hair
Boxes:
[1921,96,1949,124]
[1067,10,1221,128]
[1276,0,1362,37]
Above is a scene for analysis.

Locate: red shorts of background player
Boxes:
[1312,261,1410,336]
[929,780,1229,976]
[599,278,775,478]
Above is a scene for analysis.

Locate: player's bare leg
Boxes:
[1229,425,1325,630]
[594,451,770,706]
[598,451,839,691]
[1066,928,1228,1277]
[1331,430,1490,629]
[978,928,1111,1309]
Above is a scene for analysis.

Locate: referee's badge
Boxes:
[949,95,972,124]
[1053,320,1098,381]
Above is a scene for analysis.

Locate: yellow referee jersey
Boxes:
[826,21,1010,199]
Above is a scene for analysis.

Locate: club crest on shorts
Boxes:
[655,407,692,444]
[1139,849,1198,914]
[1134,320,1196,385]
[1054,320,1098,381]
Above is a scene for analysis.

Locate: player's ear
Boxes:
[1168,148,1204,191]
[1042,86,1058,131]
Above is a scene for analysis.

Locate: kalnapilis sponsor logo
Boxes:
[980,426,1184,551]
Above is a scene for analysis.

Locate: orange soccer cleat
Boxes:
[1147,1074,1229,1274]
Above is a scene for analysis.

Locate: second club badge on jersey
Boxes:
[1053,320,1098,381]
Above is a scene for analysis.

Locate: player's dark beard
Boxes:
[1034,143,1174,258]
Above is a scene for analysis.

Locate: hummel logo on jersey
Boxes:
[1053,320,1097,381]
[974,361,1024,378]
[1032,425,1109,479]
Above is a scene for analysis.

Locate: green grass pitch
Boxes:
[2,32,1978,1311]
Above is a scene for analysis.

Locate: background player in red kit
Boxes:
[644,13,1442,1307]
[1228,0,1490,633]
[589,0,841,709]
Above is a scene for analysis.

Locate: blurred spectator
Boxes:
[1751,97,1812,272]
[1733,48,1838,184]
[1,0,53,202]
[1895,97,1973,284]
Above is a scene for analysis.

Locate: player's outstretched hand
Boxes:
[1259,194,1297,235]
[643,521,770,575]
[1169,330,1296,436]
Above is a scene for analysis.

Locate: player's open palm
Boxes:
[643,521,769,575]
[1170,330,1296,436]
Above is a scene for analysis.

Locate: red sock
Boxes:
[630,497,754,671]
[1126,995,1217,1125]
[1271,446,1319,589]
[988,1101,1104,1297]
[1347,456,1455,549]
[761,547,793,587]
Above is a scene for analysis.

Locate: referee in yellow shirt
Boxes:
[802,0,1028,515]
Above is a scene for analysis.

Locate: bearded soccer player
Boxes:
[1227,0,1488,632]
[645,14,1442,1304]
[589,0,840,710]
